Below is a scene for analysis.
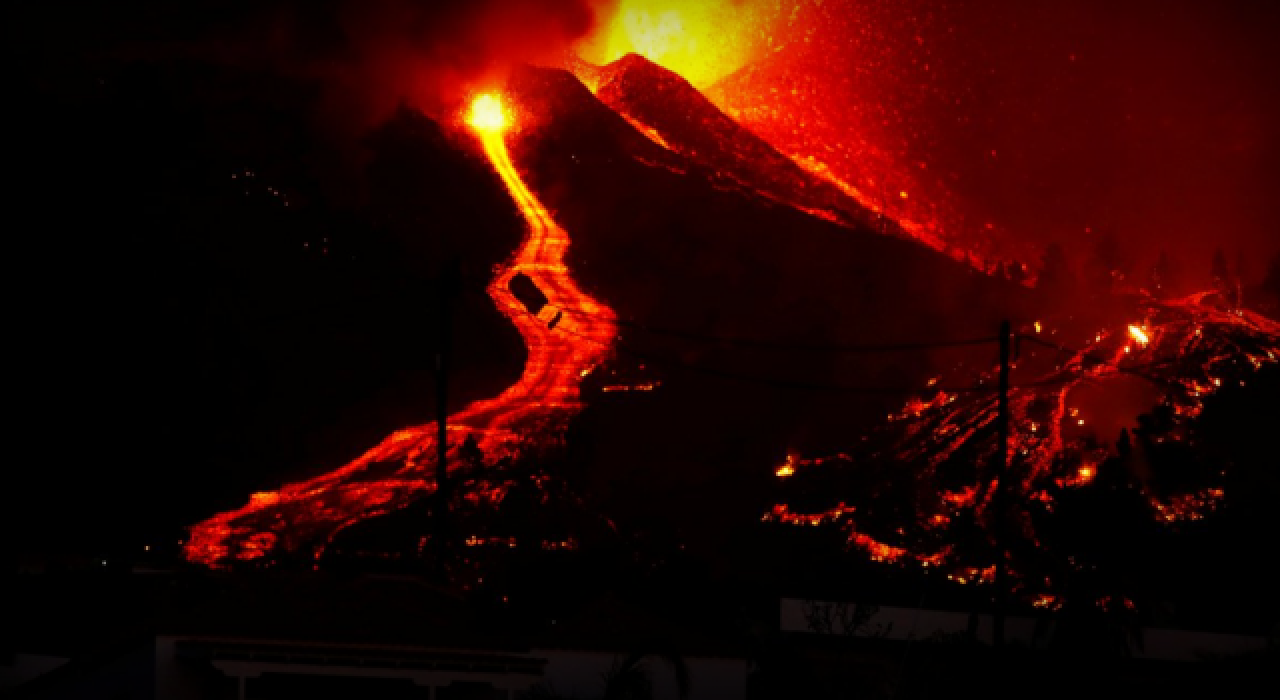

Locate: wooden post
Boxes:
[993,320,1011,647]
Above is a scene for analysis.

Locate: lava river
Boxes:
[185,95,616,567]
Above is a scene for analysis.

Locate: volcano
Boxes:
[591,54,873,230]
[184,52,1279,626]
[186,55,1024,568]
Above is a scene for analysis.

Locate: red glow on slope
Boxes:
[185,94,615,567]
[768,291,1280,589]
[569,2,1020,278]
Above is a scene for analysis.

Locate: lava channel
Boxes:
[184,94,617,567]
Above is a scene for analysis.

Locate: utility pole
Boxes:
[433,260,459,572]
[992,320,1012,648]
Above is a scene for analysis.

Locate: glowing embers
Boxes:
[849,532,909,564]
[1151,487,1226,523]
[465,535,519,548]
[762,503,856,527]
[849,532,951,569]
[946,566,997,586]
[772,452,853,479]
[600,381,661,393]
[1064,463,1097,488]
[239,532,277,561]
[890,391,956,422]
[540,537,580,551]
[1032,594,1063,611]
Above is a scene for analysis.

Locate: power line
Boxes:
[1017,333,1189,387]
[1016,333,1078,355]
[553,305,1000,354]
[554,320,1081,396]
[547,307,1193,397]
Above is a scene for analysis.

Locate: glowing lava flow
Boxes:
[767,291,1280,592]
[184,94,615,567]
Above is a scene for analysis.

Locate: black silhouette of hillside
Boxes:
[595,54,874,230]
[497,63,1030,554]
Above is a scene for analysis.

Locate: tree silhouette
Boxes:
[1264,251,1280,307]
[526,651,691,700]
[1007,260,1027,286]
[1148,250,1179,299]
[1037,242,1076,306]
[601,652,691,700]
[1044,446,1152,660]
[1211,248,1231,296]
[1085,229,1128,298]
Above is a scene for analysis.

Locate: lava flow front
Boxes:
[185,94,616,567]
[766,291,1280,598]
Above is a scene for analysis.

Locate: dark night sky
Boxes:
[6,0,1279,559]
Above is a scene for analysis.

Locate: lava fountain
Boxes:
[575,0,776,89]
[185,94,616,567]
[569,1,1007,275]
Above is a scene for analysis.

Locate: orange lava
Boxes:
[468,94,509,132]
[185,94,615,567]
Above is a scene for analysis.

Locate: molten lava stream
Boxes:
[184,95,616,567]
